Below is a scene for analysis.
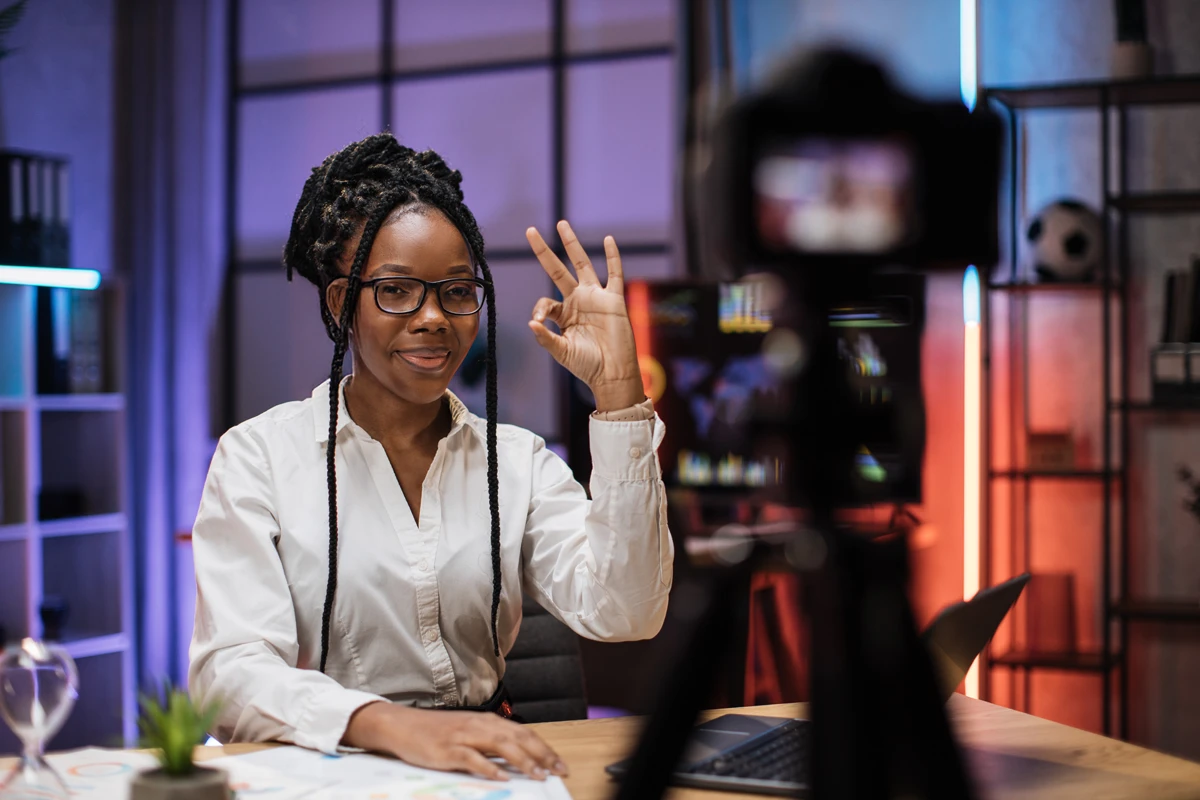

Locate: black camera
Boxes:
[716,47,1003,273]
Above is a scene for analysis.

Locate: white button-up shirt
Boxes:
[188,379,673,754]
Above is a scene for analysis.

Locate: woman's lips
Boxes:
[396,348,451,373]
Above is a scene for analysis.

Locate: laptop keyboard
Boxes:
[687,719,812,785]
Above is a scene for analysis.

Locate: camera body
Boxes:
[716,48,1002,275]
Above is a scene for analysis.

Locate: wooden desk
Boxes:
[187,695,1200,800]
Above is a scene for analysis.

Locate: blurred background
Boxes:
[1,0,1200,765]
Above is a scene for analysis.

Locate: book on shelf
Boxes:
[1173,268,1193,343]
[1190,255,1200,343]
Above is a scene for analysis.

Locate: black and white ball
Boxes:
[1025,199,1103,282]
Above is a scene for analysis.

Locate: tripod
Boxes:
[614,272,976,799]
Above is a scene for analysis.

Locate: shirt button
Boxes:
[419,560,429,571]
[629,447,642,459]
[424,628,438,644]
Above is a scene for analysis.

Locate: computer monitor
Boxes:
[605,275,926,505]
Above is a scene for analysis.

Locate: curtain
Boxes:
[115,0,227,688]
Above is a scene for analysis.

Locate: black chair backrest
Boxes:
[504,594,588,722]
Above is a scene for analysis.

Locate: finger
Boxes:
[514,727,568,777]
[528,319,569,364]
[526,227,576,297]
[556,220,601,286]
[531,297,564,328]
[482,734,549,781]
[603,235,624,295]
[454,747,511,782]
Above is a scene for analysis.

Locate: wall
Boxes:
[0,0,114,275]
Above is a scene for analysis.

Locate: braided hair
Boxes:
[283,133,503,672]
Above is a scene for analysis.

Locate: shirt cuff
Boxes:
[294,687,387,755]
[588,407,665,482]
[591,397,655,422]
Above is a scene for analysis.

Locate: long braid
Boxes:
[317,201,394,672]
[481,267,501,656]
[284,134,505,672]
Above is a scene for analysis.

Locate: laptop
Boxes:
[605,573,1030,797]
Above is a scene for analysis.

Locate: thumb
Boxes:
[528,319,569,364]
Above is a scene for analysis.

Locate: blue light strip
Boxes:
[0,265,101,290]
[960,0,977,111]
[963,265,981,324]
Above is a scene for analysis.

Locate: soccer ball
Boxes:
[1025,199,1104,282]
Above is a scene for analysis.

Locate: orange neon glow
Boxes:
[963,319,981,697]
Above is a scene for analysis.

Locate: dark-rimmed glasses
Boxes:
[354,276,488,316]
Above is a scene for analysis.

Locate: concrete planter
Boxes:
[130,766,230,800]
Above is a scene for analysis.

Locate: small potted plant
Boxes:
[132,684,229,800]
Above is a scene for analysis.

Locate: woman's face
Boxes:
[327,207,480,406]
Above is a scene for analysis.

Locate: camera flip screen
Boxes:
[753,137,918,256]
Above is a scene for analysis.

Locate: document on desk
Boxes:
[208,745,575,800]
[40,747,318,800]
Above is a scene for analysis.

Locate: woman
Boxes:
[188,133,673,781]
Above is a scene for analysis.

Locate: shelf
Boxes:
[991,650,1115,672]
[984,75,1200,109]
[0,396,27,411]
[989,468,1119,480]
[37,512,126,538]
[0,522,28,541]
[1112,599,1200,623]
[1109,191,1200,213]
[60,632,128,660]
[987,281,1108,293]
[36,393,124,412]
[1114,401,1200,413]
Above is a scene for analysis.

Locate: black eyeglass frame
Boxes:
[347,275,491,317]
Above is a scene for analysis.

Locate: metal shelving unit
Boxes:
[981,74,1200,740]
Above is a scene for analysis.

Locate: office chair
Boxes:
[503,594,588,722]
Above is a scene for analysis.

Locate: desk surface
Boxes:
[192,696,1200,800]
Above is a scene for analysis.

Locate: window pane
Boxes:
[566,0,674,53]
[393,0,550,71]
[392,69,552,251]
[586,252,677,286]
[240,0,381,88]
[235,270,333,423]
[237,87,382,262]
[450,261,559,439]
[566,56,674,246]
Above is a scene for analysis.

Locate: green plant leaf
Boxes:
[136,680,223,777]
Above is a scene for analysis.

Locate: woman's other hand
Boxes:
[343,702,568,781]
[525,220,646,413]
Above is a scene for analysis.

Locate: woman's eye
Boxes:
[380,283,411,296]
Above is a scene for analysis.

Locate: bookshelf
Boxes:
[981,74,1200,741]
[0,153,134,754]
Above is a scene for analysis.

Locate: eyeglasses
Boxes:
[355,276,488,316]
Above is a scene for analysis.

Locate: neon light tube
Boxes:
[960,0,978,111]
[963,265,982,698]
[0,265,101,290]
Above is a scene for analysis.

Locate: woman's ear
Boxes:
[326,280,347,328]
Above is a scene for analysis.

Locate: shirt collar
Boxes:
[312,377,485,444]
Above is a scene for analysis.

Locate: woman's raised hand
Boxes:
[525,220,646,413]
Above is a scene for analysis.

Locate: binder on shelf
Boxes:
[35,286,106,395]
[0,151,70,268]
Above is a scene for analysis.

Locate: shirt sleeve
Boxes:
[188,425,385,754]
[520,406,673,642]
